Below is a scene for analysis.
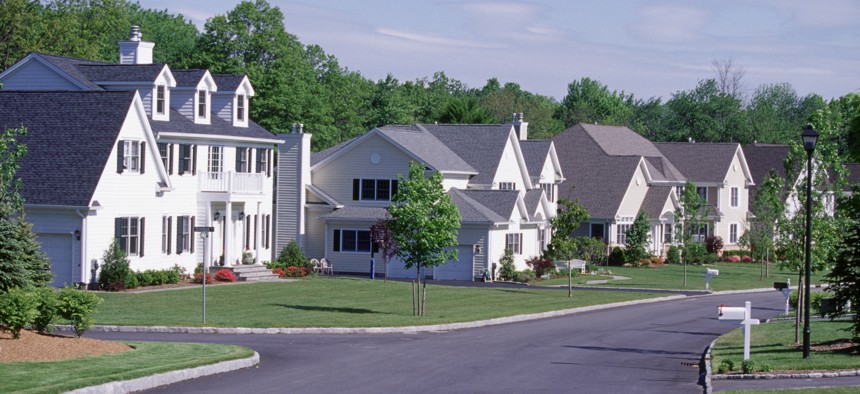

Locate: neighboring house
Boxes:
[551,124,685,257]
[654,142,755,250]
[844,163,860,197]
[0,27,283,287]
[276,117,563,280]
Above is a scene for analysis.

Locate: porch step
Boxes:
[217,265,279,282]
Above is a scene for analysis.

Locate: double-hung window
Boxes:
[256,148,270,177]
[161,216,172,254]
[237,94,246,121]
[353,179,398,201]
[616,224,632,245]
[506,233,522,255]
[115,217,144,256]
[117,140,145,174]
[664,223,674,244]
[540,183,554,202]
[155,85,166,115]
[696,187,708,203]
[694,223,709,243]
[208,146,223,181]
[729,223,739,244]
[235,147,251,173]
[178,144,196,175]
[158,143,173,174]
[499,182,516,191]
[730,187,739,208]
[197,90,208,118]
[332,229,372,253]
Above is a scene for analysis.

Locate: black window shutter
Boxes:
[167,216,172,255]
[117,141,125,173]
[139,218,145,257]
[192,145,197,175]
[178,145,186,175]
[266,149,272,177]
[140,142,146,174]
[333,229,341,252]
[235,148,242,172]
[253,215,258,249]
[168,144,174,175]
[266,215,271,249]
[114,217,123,245]
[392,180,399,199]
[190,217,196,253]
[353,179,360,200]
[176,217,183,255]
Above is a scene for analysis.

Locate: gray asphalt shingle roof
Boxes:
[317,206,390,221]
[845,163,860,190]
[419,124,514,184]
[641,186,673,219]
[77,64,167,83]
[212,74,245,91]
[0,91,137,207]
[743,143,791,203]
[35,53,109,90]
[655,142,740,183]
[171,69,208,87]
[522,188,544,218]
[520,140,551,178]
[376,125,476,173]
[149,109,280,141]
[448,189,510,224]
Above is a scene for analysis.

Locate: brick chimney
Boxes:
[118,26,154,65]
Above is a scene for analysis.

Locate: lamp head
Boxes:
[801,124,819,153]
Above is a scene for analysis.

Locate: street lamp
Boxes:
[801,124,818,359]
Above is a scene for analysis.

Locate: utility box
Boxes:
[718,305,746,320]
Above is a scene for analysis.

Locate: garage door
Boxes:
[385,257,419,279]
[37,234,74,287]
[433,245,474,281]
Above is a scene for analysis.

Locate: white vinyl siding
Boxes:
[505,233,522,255]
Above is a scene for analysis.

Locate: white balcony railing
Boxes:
[199,171,264,194]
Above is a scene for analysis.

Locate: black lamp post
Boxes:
[801,124,818,359]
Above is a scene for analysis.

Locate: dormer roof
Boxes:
[520,140,552,178]
[77,63,171,84]
[172,69,217,91]
[150,108,281,143]
[212,74,255,96]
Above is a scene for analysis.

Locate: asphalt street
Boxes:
[86,290,807,393]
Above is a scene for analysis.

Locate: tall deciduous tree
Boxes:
[662,79,748,143]
[557,77,634,128]
[370,218,398,283]
[388,162,460,316]
[745,171,785,279]
[824,186,860,341]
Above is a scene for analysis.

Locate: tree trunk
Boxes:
[384,259,388,283]
[765,248,769,277]
[683,256,688,288]
[568,260,572,298]
[422,275,427,317]
[412,280,416,316]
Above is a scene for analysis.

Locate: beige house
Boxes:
[276,118,563,280]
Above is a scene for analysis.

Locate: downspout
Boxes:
[76,209,88,287]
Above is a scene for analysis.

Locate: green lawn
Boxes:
[92,277,663,328]
[1,341,253,394]
[535,274,614,286]
[536,263,827,291]
[712,319,860,373]
[723,388,860,394]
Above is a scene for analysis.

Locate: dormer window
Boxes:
[117,140,145,174]
[237,94,246,121]
[155,85,166,115]
[197,90,208,119]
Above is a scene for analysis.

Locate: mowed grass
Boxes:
[1,341,253,394]
[723,388,860,394]
[538,263,828,291]
[535,274,614,286]
[93,277,663,327]
[712,319,860,373]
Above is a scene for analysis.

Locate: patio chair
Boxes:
[310,258,321,274]
[320,258,333,275]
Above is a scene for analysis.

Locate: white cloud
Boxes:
[375,28,505,49]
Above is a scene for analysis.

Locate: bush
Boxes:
[666,246,681,265]
[717,359,735,374]
[275,240,308,268]
[722,250,751,258]
[526,256,555,278]
[684,243,708,264]
[741,360,756,374]
[99,241,131,291]
[124,271,139,289]
[789,290,827,314]
[32,286,58,334]
[57,287,102,337]
[724,255,741,263]
[0,286,39,338]
[512,269,536,283]
[242,251,255,265]
[608,247,627,266]
[741,256,753,262]
[498,249,516,281]
[705,236,724,255]
[193,273,214,284]
[214,269,236,282]
[283,266,308,278]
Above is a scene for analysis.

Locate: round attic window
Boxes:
[370,153,381,165]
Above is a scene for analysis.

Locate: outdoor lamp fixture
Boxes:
[801,124,818,359]
[74,229,81,240]
[213,211,222,222]
[239,211,245,221]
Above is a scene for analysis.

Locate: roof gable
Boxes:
[213,74,255,96]
[419,124,523,186]
[0,53,103,90]
[655,142,749,184]
[172,69,216,91]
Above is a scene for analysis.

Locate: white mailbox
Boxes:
[718,305,746,320]
[705,268,719,290]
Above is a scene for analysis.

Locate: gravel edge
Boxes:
[65,351,260,394]
[712,369,860,380]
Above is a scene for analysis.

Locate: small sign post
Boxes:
[194,226,214,322]
[718,301,760,360]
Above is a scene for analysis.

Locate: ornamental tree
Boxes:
[388,162,460,316]
[625,210,650,262]
[824,187,860,341]
[370,218,398,283]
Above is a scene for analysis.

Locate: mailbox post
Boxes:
[718,301,760,360]
[194,225,215,322]
[774,279,791,315]
[705,268,719,290]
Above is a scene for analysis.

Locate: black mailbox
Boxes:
[773,282,788,290]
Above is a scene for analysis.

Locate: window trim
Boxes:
[729,223,739,244]
[505,233,522,255]
[352,178,398,201]
[116,217,143,257]
[236,147,251,173]
[730,187,739,208]
[333,228,372,253]
[208,146,223,173]
[499,182,516,191]
[176,216,194,254]
[237,94,246,121]
[540,182,554,202]
[155,85,166,115]
[197,89,208,119]
[616,223,632,245]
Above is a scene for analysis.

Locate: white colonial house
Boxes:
[275,115,563,280]
[0,27,283,287]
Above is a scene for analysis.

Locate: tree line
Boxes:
[2,0,858,156]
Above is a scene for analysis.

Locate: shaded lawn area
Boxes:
[541,263,828,291]
[1,342,252,394]
[93,277,663,328]
[723,388,860,394]
[535,274,614,287]
[712,319,859,373]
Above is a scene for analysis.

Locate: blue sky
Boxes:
[138,0,860,101]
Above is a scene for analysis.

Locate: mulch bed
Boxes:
[0,329,132,363]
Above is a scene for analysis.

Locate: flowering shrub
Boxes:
[525,256,556,277]
[193,273,213,284]
[285,266,307,278]
[272,267,286,278]
[724,255,741,263]
[741,255,753,262]
[214,269,236,282]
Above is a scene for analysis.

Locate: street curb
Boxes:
[66,351,259,394]
[702,338,717,394]
[68,294,688,335]
[712,369,860,380]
